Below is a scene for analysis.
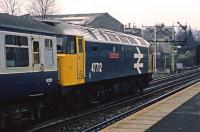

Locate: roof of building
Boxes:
[37,13,123,26]
[54,22,150,47]
[0,13,55,35]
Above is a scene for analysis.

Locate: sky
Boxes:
[56,0,200,29]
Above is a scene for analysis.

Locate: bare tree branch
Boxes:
[0,0,23,15]
[27,0,56,19]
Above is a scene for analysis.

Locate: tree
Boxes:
[27,0,56,20]
[193,30,200,41]
[0,0,22,15]
[187,27,194,45]
[175,28,186,46]
[176,26,194,46]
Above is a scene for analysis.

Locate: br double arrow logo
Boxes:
[134,47,144,74]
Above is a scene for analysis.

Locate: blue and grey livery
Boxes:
[0,13,58,101]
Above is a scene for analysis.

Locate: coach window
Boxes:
[5,35,29,67]
[45,39,54,66]
[66,36,76,54]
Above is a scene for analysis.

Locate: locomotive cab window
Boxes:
[66,36,76,54]
[5,35,29,67]
[78,38,83,53]
[57,45,62,53]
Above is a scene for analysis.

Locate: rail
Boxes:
[26,69,200,132]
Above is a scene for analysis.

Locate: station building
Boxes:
[34,13,124,32]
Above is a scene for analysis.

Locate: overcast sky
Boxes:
[56,0,200,29]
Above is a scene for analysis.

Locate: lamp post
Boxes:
[171,43,175,74]
[171,24,175,74]
[154,27,157,71]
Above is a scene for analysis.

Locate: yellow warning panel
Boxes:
[58,54,85,86]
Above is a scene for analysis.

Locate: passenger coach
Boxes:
[0,14,57,102]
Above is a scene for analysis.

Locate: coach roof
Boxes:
[0,13,55,35]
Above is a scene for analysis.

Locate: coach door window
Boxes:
[33,41,40,64]
[44,39,54,66]
[5,35,29,67]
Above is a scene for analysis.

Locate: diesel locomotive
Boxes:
[54,22,153,102]
[0,14,153,128]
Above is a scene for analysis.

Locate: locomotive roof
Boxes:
[54,21,150,47]
[0,13,55,36]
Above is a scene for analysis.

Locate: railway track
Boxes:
[26,69,200,132]
[149,68,200,86]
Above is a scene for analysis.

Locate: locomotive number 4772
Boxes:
[91,62,103,73]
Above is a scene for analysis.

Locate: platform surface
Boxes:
[101,81,200,132]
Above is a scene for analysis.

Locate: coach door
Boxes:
[76,36,85,83]
[32,36,43,72]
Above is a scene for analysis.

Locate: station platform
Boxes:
[101,81,200,132]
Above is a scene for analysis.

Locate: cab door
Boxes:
[58,36,85,86]
[76,36,85,83]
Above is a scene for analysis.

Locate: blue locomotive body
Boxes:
[85,41,149,82]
